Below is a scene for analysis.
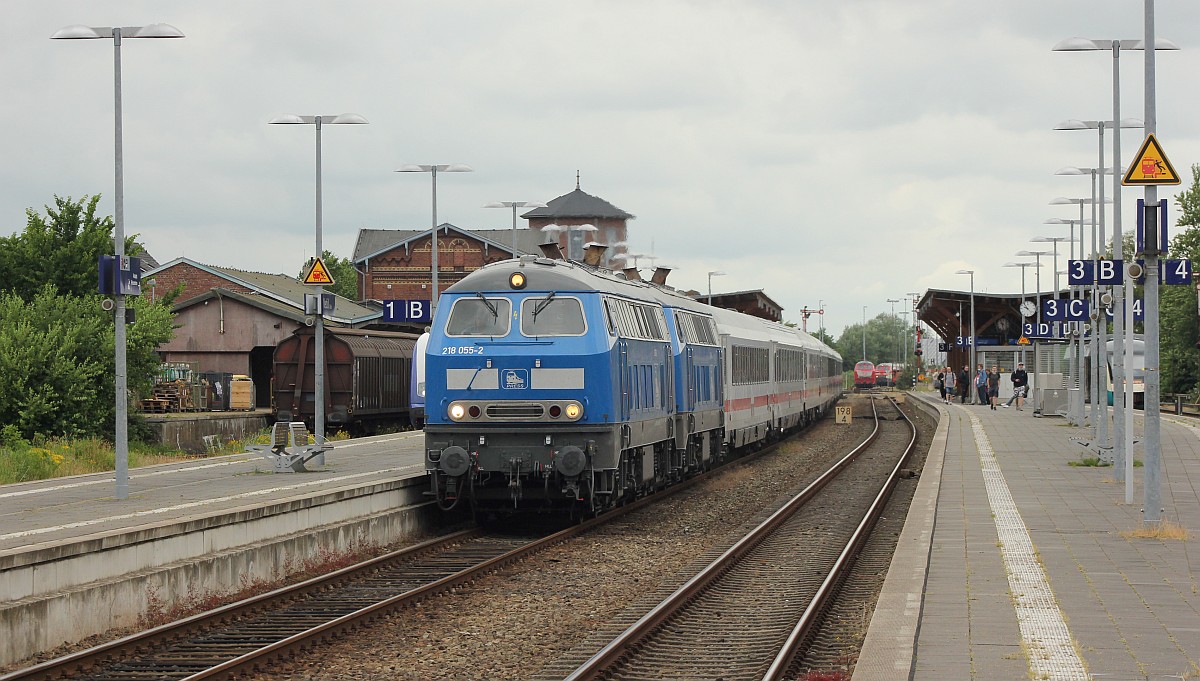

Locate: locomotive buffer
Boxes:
[245,421,330,472]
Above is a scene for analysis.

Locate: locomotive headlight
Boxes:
[448,403,467,421]
[564,402,582,420]
[509,272,527,289]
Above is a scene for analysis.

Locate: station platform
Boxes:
[855,393,1200,681]
[0,430,431,666]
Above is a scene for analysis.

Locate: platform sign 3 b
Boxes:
[1068,260,1123,286]
[835,406,852,424]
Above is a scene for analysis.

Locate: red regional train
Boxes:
[853,361,875,391]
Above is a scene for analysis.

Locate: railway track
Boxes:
[561,396,917,681]
[1,412,829,681]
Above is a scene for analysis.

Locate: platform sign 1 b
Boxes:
[382,299,431,323]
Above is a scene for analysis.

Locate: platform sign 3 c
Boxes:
[301,257,335,286]
[835,406,852,424]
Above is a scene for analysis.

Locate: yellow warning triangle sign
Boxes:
[1123,133,1181,186]
[301,257,336,286]
[1017,336,1031,346]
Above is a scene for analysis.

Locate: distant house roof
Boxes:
[520,188,635,220]
[352,223,546,263]
[171,287,312,324]
[144,257,380,325]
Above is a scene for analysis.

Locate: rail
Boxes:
[564,396,917,680]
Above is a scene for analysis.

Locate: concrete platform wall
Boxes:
[0,478,446,666]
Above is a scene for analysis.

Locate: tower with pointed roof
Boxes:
[521,173,634,268]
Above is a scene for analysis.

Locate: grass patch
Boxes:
[0,426,354,485]
[0,436,198,484]
[1068,457,1111,468]
[1121,519,1191,541]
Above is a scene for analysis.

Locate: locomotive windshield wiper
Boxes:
[475,292,498,318]
[532,291,556,319]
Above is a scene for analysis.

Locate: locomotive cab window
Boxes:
[445,297,512,337]
[520,296,586,336]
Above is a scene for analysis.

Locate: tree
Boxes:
[0,286,173,440]
[299,250,359,301]
[0,195,146,301]
[1160,163,1200,395]
[834,314,911,365]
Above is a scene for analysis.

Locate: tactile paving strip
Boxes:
[967,410,1090,680]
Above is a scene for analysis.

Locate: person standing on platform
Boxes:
[975,364,988,406]
[1004,362,1028,410]
[935,370,946,402]
[959,365,970,404]
[987,365,1000,410]
[943,367,956,404]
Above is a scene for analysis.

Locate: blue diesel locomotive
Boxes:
[423,248,842,515]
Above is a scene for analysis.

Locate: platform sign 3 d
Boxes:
[301,257,335,286]
[1122,134,1180,186]
[835,406,852,424]
[382,299,432,323]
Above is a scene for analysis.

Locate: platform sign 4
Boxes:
[1131,258,1193,285]
[835,405,852,424]
[1105,298,1144,321]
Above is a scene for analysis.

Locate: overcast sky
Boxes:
[4,1,1198,338]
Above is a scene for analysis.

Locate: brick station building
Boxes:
[353,181,635,303]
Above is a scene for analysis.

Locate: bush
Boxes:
[0,286,174,442]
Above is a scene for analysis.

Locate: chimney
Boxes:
[539,242,565,260]
[651,266,671,285]
[622,267,642,281]
[583,242,609,267]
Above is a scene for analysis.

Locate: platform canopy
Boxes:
[917,288,1030,358]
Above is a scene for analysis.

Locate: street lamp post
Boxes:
[1056,121,1141,456]
[862,306,867,362]
[270,113,368,464]
[907,291,921,372]
[707,271,725,305]
[484,201,546,256]
[1004,261,1038,365]
[1045,215,1094,428]
[956,270,976,403]
[886,298,901,364]
[1051,196,1113,439]
[52,22,185,499]
[1054,35,1177,497]
[398,164,473,319]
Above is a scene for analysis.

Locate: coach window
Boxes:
[446,297,512,337]
[521,296,586,336]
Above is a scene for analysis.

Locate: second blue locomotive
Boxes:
[423,246,841,515]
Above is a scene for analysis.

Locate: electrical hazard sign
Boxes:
[1123,134,1180,186]
[301,257,336,286]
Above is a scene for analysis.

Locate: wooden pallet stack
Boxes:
[140,380,197,413]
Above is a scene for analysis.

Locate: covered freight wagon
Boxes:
[273,327,420,432]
